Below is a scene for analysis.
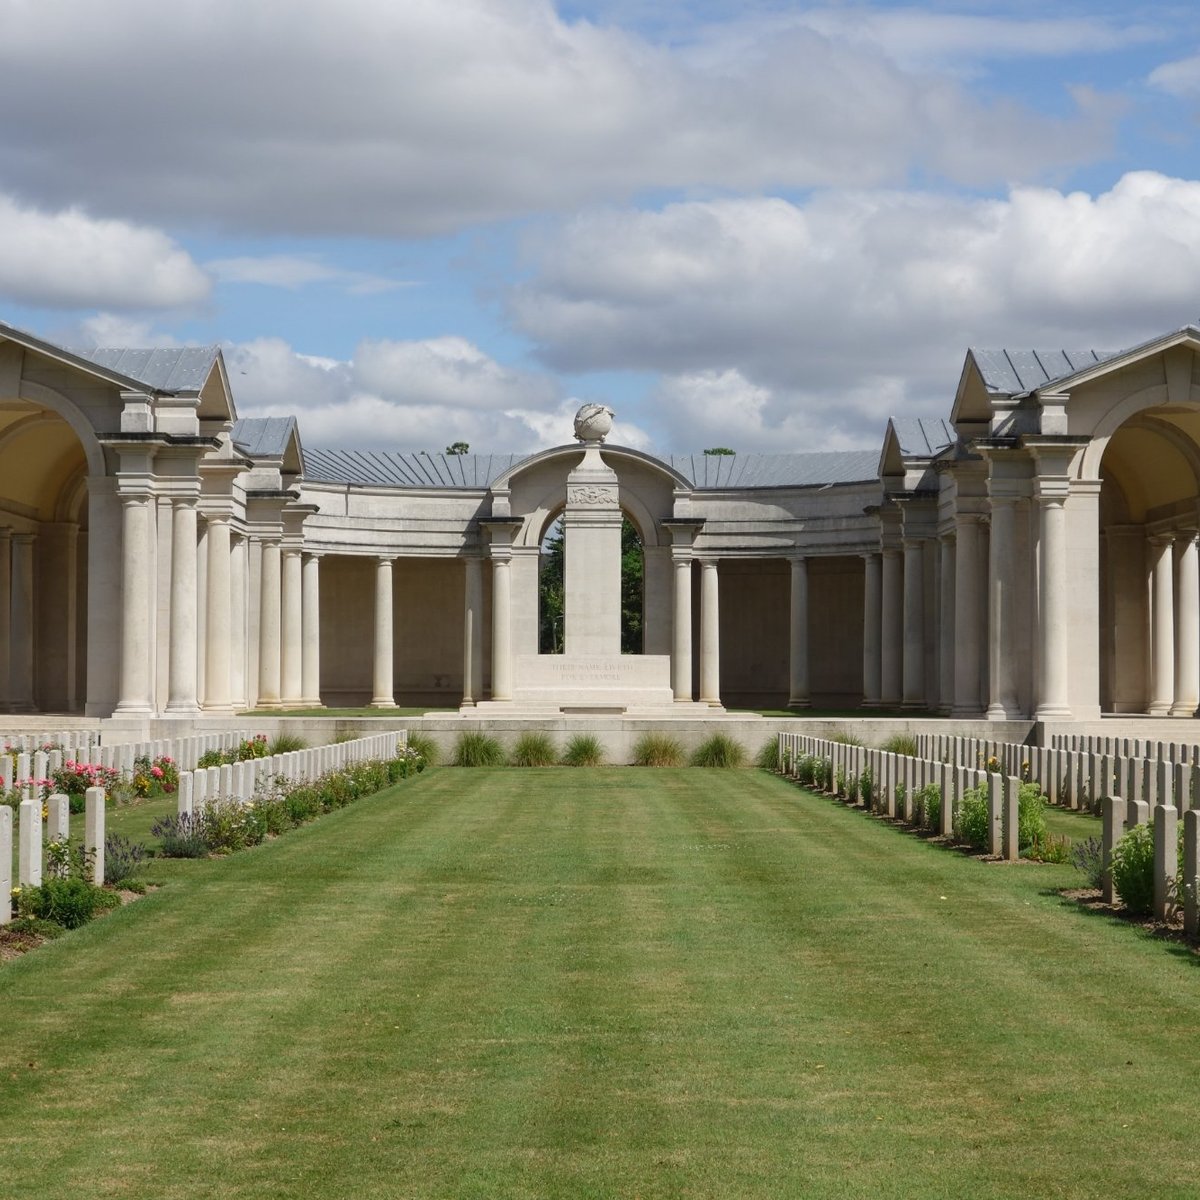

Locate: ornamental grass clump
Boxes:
[561,734,604,767]
[631,733,684,767]
[405,732,438,767]
[755,739,781,771]
[880,733,918,757]
[268,733,307,755]
[510,731,558,767]
[452,732,506,767]
[690,734,746,768]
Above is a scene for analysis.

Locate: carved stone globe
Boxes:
[573,403,615,443]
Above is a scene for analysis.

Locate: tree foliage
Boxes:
[539,516,643,654]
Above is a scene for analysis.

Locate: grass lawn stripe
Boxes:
[0,768,1197,1199]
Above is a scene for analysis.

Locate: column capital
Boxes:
[1149,530,1177,548]
[11,531,36,544]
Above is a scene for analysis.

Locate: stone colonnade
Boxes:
[117,489,325,714]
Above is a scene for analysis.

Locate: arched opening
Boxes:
[1098,410,1200,714]
[0,397,91,712]
[538,510,645,655]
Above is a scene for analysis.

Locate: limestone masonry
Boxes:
[1,318,1199,722]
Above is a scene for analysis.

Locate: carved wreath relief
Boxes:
[568,485,618,506]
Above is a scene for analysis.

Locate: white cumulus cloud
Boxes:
[0,194,210,310]
[0,0,1114,236]
[511,171,1200,449]
[225,334,648,452]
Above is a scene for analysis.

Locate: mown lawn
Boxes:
[0,768,1196,1199]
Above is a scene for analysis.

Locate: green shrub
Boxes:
[955,784,989,851]
[452,732,506,767]
[880,733,918,757]
[690,734,746,768]
[15,878,117,930]
[1017,783,1048,851]
[631,733,684,767]
[561,734,605,767]
[405,732,438,767]
[1071,836,1104,888]
[912,783,940,829]
[1111,824,1155,915]
[510,731,558,766]
[859,767,874,808]
[8,917,65,940]
[268,733,307,755]
[755,738,782,771]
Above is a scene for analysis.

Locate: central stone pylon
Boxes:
[563,439,622,657]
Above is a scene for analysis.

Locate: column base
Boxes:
[1035,704,1072,720]
[787,698,811,710]
[1169,702,1197,717]
[299,698,324,709]
[1148,702,1173,716]
[201,704,235,715]
[113,702,153,715]
[951,704,984,718]
[985,703,1021,721]
[370,699,398,709]
[164,703,201,715]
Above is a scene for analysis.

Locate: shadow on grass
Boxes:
[1044,885,1200,964]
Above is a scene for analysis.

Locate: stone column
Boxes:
[699,558,720,705]
[230,534,247,710]
[901,538,924,707]
[1173,532,1199,717]
[301,552,323,707]
[461,555,483,706]
[986,496,1018,719]
[0,528,10,709]
[1035,494,1071,719]
[862,551,882,706]
[491,551,513,702]
[257,539,282,709]
[370,556,397,708]
[115,499,151,713]
[953,515,983,716]
[672,553,693,702]
[280,547,303,706]
[165,498,199,713]
[1149,532,1175,717]
[880,548,903,706]
[203,515,232,712]
[938,532,956,712]
[787,555,810,708]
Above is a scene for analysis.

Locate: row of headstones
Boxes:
[0,788,106,924]
[1101,798,1200,937]
[2,731,100,753]
[174,732,406,816]
[778,734,1024,861]
[911,733,1199,815]
[1050,733,1200,763]
[0,731,273,795]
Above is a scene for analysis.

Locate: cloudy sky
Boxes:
[3,0,1200,454]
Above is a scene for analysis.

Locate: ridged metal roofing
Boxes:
[231,417,298,460]
[71,346,220,393]
[669,451,879,487]
[303,450,526,488]
[888,418,955,459]
[301,448,879,489]
[970,348,1117,395]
